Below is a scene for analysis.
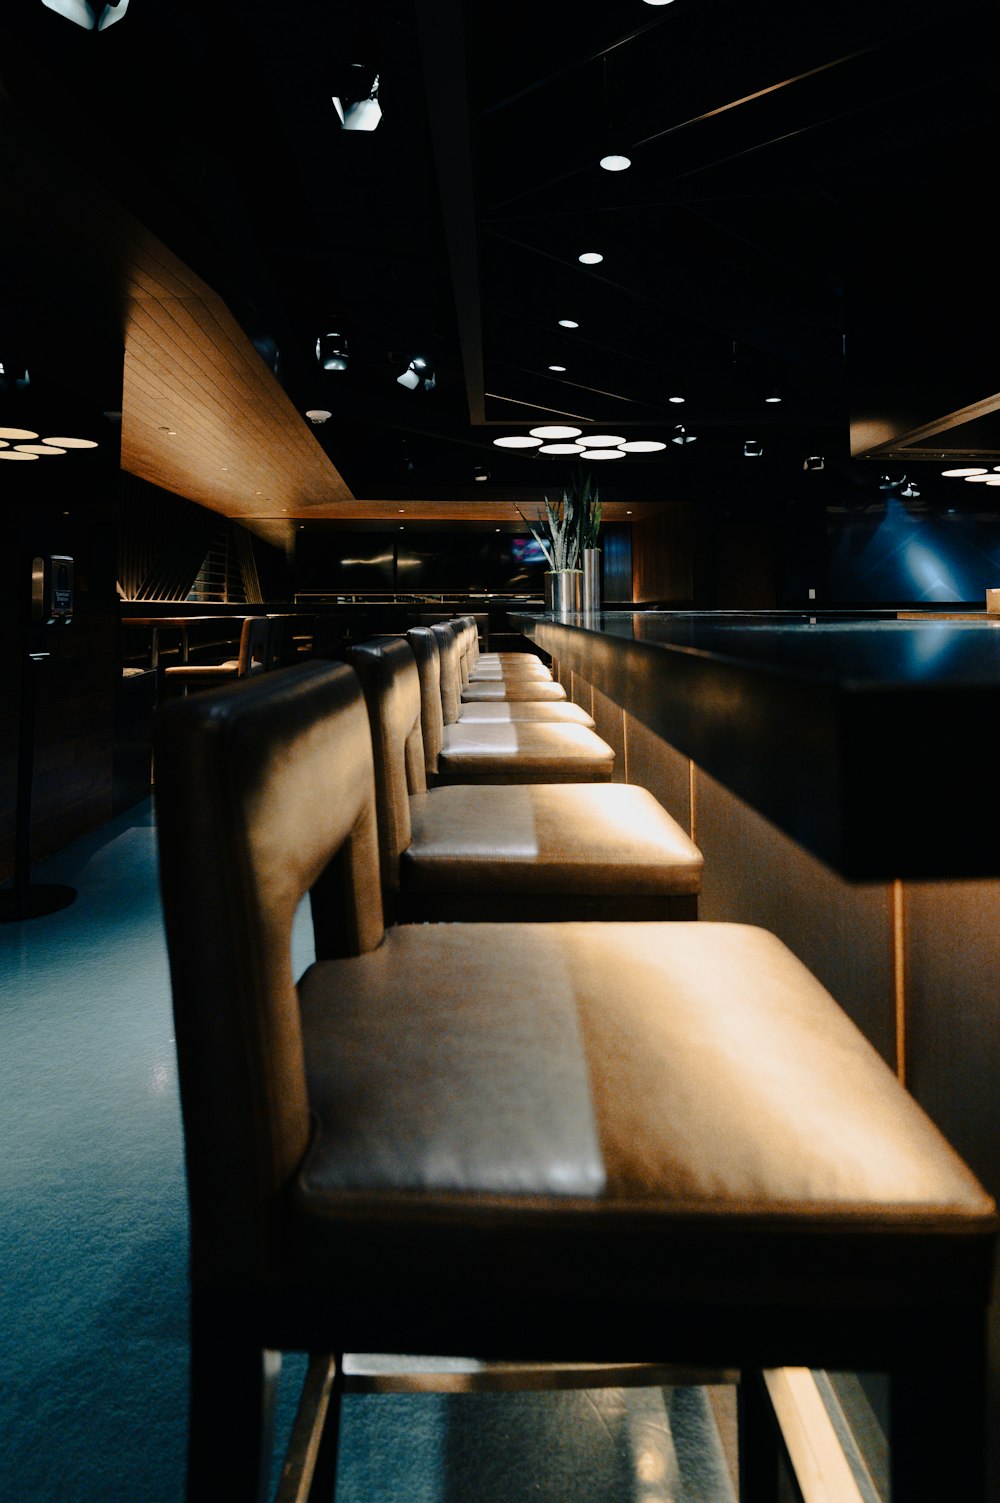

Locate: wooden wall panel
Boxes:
[631,504,695,604]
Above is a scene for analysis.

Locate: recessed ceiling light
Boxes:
[547,364,567,372]
[538,443,584,455]
[578,434,625,447]
[643,1,675,6]
[493,435,543,448]
[668,395,685,404]
[743,439,764,458]
[530,425,581,439]
[42,436,98,448]
[578,252,603,265]
[626,510,633,515]
[558,319,579,329]
[15,444,66,455]
[0,426,39,440]
[0,451,39,461]
[618,440,666,453]
[581,449,625,460]
[941,467,987,477]
[764,389,782,404]
[599,154,631,172]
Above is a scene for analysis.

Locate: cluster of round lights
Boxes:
[0,426,98,461]
[493,426,667,460]
[941,466,1000,486]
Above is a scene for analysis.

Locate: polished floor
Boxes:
[0,800,737,1502]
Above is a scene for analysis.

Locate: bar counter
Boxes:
[513,610,1000,881]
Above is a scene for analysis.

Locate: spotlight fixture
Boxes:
[671,425,696,445]
[316,331,349,371]
[578,251,603,265]
[40,0,129,30]
[599,153,631,172]
[802,455,825,471]
[743,439,763,458]
[332,66,382,131]
[397,356,435,392]
[529,425,582,440]
[305,409,332,424]
[474,466,490,482]
[765,388,782,404]
[900,478,922,498]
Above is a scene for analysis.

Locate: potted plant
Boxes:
[518,472,600,615]
[577,475,602,613]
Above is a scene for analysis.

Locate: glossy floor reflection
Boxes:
[0,801,736,1502]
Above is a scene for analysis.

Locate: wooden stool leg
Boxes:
[187,1299,280,1503]
[738,1369,783,1502]
[889,1310,987,1503]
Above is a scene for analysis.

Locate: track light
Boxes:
[333,66,382,131]
[40,0,128,29]
[397,355,435,392]
[316,332,348,372]
[743,439,763,458]
[802,455,825,471]
[671,425,696,445]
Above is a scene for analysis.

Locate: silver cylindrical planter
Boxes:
[583,548,602,614]
[545,569,582,618]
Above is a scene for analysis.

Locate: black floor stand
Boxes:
[0,650,77,922]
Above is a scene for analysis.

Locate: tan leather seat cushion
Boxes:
[403,784,702,894]
[296,922,993,1239]
[461,680,568,702]
[438,722,614,782]
[458,700,595,728]
[471,662,552,679]
[164,659,241,678]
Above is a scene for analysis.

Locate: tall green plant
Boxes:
[577,473,601,552]
[516,470,600,570]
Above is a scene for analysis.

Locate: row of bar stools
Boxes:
[349,636,702,922]
[432,622,569,704]
[410,624,596,728]
[408,626,614,784]
[152,660,997,1503]
[456,613,547,678]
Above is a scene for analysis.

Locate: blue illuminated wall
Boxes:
[825,496,1000,605]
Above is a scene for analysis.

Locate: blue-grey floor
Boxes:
[0,801,737,1502]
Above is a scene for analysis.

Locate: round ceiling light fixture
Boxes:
[42,436,98,448]
[984,477,1000,487]
[529,425,581,439]
[963,473,993,483]
[578,251,603,265]
[0,426,39,440]
[558,319,579,329]
[16,444,66,455]
[941,467,987,477]
[581,449,625,460]
[305,409,332,424]
[492,435,543,448]
[0,450,39,460]
[547,364,567,372]
[538,443,584,455]
[617,440,667,453]
[668,395,685,404]
[578,434,625,447]
[599,153,631,172]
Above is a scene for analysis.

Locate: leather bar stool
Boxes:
[418,629,615,784]
[163,615,270,696]
[153,660,996,1503]
[407,625,596,729]
[432,621,569,704]
[350,635,701,922]
[457,615,551,678]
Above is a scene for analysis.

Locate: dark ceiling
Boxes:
[5,0,1000,510]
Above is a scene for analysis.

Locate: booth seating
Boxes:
[162,615,270,695]
[152,660,997,1503]
[432,621,569,705]
[413,628,614,784]
[350,636,701,922]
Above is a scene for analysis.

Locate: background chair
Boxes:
[163,615,270,696]
[153,660,996,1503]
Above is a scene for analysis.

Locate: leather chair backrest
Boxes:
[457,615,479,667]
[237,614,271,675]
[430,622,465,722]
[153,661,383,1285]
[405,627,445,774]
[348,638,428,893]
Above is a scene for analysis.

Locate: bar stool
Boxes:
[456,614,550,677]
[152,660,996,1503]
[350,635,701,922]
[407,625,596,728]
[432,621,569,704]
[162,615,270,696]
[417,630,615,784]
